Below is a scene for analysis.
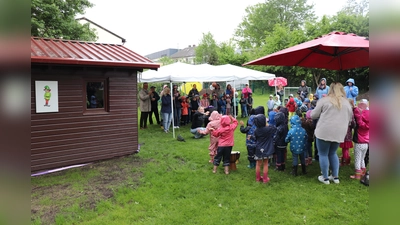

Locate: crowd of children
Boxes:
[146,80,369,185]
[207,79,368,185]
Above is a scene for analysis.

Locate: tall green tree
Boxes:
[234,0,316,49]
[217,40,248,66]
[31,0,97,41]
[195,32,219,65]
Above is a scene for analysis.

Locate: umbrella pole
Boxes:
[274,78,277,97]
[170,82,175,139]
[183,81,187,96]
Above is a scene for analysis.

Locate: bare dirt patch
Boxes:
[31,154,149,224]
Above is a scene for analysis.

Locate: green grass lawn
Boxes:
[31,93,369,225]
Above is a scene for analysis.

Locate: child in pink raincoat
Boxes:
[198,111,222,163]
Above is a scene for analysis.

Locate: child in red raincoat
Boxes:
[181,96,189,126]
[286,96,297,120]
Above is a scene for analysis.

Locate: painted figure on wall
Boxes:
[44,85,51,106]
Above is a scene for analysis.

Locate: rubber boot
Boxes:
[350,169,362,180]
[340,157,345,166]
[263,172,270,183]
[291,165,298,176]
[247,161,256,169]
[346,156,351,166]
[301,164,307,175]
[308,157,313,165]
[256,171,263,182]
[282,164,286,171]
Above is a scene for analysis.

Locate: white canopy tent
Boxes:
[138,62,275,138]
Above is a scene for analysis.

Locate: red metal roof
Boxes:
[31,37,160,69]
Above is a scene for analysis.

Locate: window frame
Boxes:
[83,78,109,115]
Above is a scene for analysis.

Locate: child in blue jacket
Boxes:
[239,115,257,169]
[285,115,308,176]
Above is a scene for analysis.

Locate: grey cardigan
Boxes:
[311,96,353,143]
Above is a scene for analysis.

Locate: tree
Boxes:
[195,32,219,65]
[31,0,97,41]
[217,40,248,66]
[234,0,316,49]
[340,0,369,16]
[158,56,175,66]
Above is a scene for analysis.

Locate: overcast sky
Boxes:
[79,0,350,56]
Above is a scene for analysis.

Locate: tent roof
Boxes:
[139,62,275,82]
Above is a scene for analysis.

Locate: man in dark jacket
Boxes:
[190,107,209,139]
[297,80,309,100]
[149,86,160,125]
[188,84,200,99]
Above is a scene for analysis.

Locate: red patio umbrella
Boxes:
[243,31,369,71]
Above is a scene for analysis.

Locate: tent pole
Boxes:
[170,82,175,138]
[233,80,236,118]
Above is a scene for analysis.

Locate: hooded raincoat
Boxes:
[285,115,307,154]
[211,115,238,147]
[251,114,277,160]
[199,111,222,155]
[344,78,359,105]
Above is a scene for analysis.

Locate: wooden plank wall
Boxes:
[31,65,139,172]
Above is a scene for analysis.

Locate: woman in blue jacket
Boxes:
[315,78,329,99]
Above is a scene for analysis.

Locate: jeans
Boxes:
[304,141,312,158]
[162,112,172,131]
[292,152,305,166]
[190,127,206,139]
[174,108,181,126]
[316,138,340,178]
[221,107,226,115]
[241,105,247,117]
[213,146,232,166]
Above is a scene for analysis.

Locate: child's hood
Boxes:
[306,110,312,119]
[254,114,267,128]
[220,115,231,127]
[346,78,355,85]
[290,115,301,127]
[289,98,295,103]
[209,111,221,121]
[274,112,285,126]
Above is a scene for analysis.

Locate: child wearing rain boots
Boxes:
[210,115,238,174]
[198,111,222,163]
[285,115,308,176]
[250,114,277,183]
[273,112,288,171]
[340,99,356,166]
[239,116,257,169]
[350,99,369,180]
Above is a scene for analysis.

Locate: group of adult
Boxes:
[139,82,253,135]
